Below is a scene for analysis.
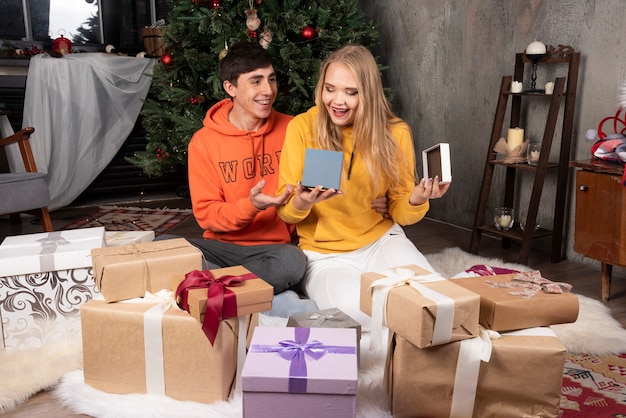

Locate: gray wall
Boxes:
[359,0,626,266]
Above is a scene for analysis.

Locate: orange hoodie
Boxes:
[188,99,295,245]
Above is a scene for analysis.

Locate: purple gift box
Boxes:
[241,326,358,418]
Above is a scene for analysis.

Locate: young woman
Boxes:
[276,44,450,327]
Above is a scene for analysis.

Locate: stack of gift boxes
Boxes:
[360,264,579,417]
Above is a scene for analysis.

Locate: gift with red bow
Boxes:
[173,265,273,345]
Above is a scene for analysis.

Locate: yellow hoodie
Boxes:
[277,106,429,253]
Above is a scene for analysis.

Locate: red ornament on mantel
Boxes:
[52,31,72,55]
[300,26,316,41]
[161,53,173,65]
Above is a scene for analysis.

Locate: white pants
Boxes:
[303,223,435,330]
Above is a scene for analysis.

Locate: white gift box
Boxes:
[0,227,106,276]
[105,230,155,247]
[0,227,105,349]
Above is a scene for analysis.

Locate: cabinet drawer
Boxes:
[574,169,626,266]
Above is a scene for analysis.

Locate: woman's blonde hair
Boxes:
[314,44,409,191]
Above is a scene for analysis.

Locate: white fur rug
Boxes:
[3,247,626,417]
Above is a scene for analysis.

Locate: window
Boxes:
[0,0,170,52]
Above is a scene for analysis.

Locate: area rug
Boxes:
[61,206,193,236]
[2,248,626,416]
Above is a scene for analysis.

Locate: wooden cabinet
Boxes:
[469,45,580,264]
[571,159,626,300]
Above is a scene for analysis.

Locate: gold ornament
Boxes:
[218,41,228,60]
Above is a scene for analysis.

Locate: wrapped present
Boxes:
[81,297,257,403]
[287,308,361,360]
[452,273,579,331]
[388,327,566,418]
[0,227,105,349]
[105,230,155,247]
[172,265,273,345]
[360,264,480,350]
[0,227,105,276]
[91,238,203,302]
[241,326,358,418]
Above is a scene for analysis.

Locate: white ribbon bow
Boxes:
[369,267,455,351]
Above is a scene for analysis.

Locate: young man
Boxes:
[186,42,306,296]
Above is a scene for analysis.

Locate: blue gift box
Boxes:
[241,326,358,418]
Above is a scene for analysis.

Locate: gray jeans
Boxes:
[187,238,306,295]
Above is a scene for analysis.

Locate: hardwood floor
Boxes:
[2,194,625,417]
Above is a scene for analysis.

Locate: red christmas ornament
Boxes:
[300,26,316,41]
[160,53,173,65]
[190,97,199,105]
[249,30,258,39]
[210,0,221,9]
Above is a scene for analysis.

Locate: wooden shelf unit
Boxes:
[469,45,580,264]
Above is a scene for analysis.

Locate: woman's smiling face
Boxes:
[321,62,360,127]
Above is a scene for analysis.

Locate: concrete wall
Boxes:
[359,0,626,266]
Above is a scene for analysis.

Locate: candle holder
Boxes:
[526,53,547,93]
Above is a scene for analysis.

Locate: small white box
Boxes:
[105,230,155,247]
[422,143,452,184]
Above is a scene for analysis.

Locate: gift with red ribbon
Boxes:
[173,265,273,345]
[241,326,358,418]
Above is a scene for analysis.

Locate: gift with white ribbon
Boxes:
[388,325,566,417]
[361,265,480,351]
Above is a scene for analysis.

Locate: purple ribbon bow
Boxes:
[249,327,356,393]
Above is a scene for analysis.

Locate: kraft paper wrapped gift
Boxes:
[388,327,566,418]
[360,264,480,349]
[105,230,155,247]
[452,274,579,331]
[172,265,273,345]
[241,326,358,418]
[0,227,105,349]
[81,298,257,403]
[91,238,203,302]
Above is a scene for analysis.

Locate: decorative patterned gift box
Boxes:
[81,297,257,403]
[0,227,105,349]
[241,326,358,418]
[91,238,203,302]
[360,264,480,350]
[105,230,155,247]
[452,273,579,331]
[388,327,566,418]
[172,265,273,345]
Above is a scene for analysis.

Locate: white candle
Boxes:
[507,127,524,150]
[498,215,512,228]
[526,41,547,55]
[511,81,523,93]
[544,82,554,94]
[530,150,540,163]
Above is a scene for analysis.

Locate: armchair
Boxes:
[0,127,53,232]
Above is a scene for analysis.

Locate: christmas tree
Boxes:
[127,0,380,177]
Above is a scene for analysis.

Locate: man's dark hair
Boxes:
[218,41,274,85]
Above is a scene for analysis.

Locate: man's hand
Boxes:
[371,195,390,219]
[250,179,294,210]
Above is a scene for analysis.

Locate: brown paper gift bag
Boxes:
[91,238,203,302]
